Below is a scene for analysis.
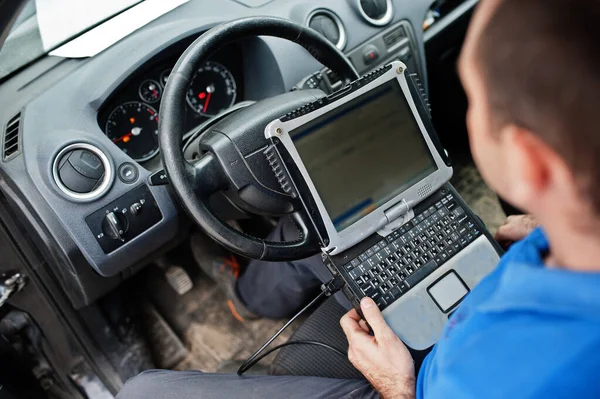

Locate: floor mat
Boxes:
[451,161,506,234]
[145,264,304,373]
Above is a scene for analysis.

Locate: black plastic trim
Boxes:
[406,71,452,167]
[271,137,330,247]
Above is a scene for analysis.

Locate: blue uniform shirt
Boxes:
[417,228,600,398]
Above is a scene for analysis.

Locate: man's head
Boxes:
[459,0,600,222]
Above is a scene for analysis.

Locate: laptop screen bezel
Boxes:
[265,61,453,255]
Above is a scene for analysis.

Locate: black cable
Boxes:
[237,276,346,375]
[237,290,326,375]
[238,341,347,374]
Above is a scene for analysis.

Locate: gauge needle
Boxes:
[113,127,142,143]
[203,84,215,113]
[113,132,132,143]
[203,92,212,113]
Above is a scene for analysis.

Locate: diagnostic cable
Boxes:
[237,276,347,375]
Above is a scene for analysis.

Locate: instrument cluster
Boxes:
[98,45,243,163]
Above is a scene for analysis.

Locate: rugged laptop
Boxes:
[264,61,501,350]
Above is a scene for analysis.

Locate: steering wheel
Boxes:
[159,17,359,261]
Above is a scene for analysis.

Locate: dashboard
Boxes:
[97,42,244,163]
[0,0,477,309]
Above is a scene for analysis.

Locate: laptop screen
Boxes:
[291,79,437,232]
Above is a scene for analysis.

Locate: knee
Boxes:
[116,370,172,399]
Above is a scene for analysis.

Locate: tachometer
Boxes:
[105,102,159,162]
[186,61,237,117]
[139,79,162,103]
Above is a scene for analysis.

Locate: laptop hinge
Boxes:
[384,199,409,223]
[378,199,414,236]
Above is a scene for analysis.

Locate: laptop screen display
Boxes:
[291,79,437,232]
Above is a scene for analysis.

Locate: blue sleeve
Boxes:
[416,313,600,399]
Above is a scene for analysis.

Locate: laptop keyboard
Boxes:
[344,193,483,310]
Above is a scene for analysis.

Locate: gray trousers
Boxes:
[117,219,370,398]
[117,370,378,398]
[237,217,351,319]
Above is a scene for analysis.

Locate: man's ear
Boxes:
[501,125,552,211]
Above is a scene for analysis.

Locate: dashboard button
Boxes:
[118,162,139,184]
[149,169,168,185]
[130,202,143,216]
[363,45,380,65]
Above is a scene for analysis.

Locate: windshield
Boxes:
[0,0,142,80]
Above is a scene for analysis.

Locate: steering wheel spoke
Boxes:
[186,153,227,199]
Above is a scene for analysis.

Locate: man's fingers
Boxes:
[340,310,367,341]
[495,224,517,242]
[495,222,526,242]
[359,319,370,333]
[360,297,392,338]
[345,308,362,322]
[341,309,376,352]
[495,214,538,243]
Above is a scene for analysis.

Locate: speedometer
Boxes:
[105,102,159,162]
[186,61,237,117]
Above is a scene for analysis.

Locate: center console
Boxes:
[296,21,422,93]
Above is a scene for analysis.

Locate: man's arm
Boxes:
[338,216,540,398]
[340,297,416,399]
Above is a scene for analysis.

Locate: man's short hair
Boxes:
[476,0,600,211]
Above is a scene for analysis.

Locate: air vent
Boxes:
[417,184,432,198]
[3,113,21,161]
[307,9,347,50]
[358,0,393,26]
[52,143,114,201]
[383,25,406,49]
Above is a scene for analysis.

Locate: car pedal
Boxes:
[164,265,193,296]
[141,304,188,369]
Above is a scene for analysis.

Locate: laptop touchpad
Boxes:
[428,271,469,313]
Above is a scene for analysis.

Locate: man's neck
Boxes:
[539,214,600,272]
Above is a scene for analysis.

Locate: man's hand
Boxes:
[495,214,538,248]
[340,297,415,399]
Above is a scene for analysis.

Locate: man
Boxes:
[118,0,600,397]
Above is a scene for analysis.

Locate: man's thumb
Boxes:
[360,297,389,336]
